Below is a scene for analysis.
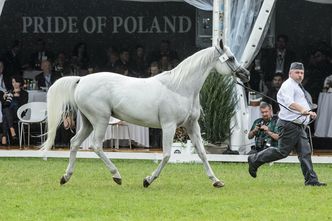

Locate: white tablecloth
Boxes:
[314,93,332,137]
[76,114,149,149]
[0,102,2,123]
[28,90,47,102]
[248,106,261,128]
[247,106,261,147]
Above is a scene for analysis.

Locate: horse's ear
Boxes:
[219,39,224,50]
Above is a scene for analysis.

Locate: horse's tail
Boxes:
[41,76,81,151]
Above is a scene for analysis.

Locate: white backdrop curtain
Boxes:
[0,0,5,17]
[122,0,213,10]
[228,0,263,60]
[305,0,332,4]
[225,0,276,154]
[184,0,213,10]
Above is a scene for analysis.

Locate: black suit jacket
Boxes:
[261,48,296,82]
[35,72,58,89]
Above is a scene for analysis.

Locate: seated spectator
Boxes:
[102,46,119,72]
[130,45,148,78]
[71,42,90,76]
[159,55,172,72]
[115,48,131,75]
[149,39,179,64]
[29,38,53,70]
[0,61,7,92]
[262,73,284,114]
[248,102,279,154]
[148,61,160,77]
[35,60,58,90]
[53,52,71,77]
[1,75,28,145]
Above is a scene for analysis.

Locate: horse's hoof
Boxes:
[60,176,67,185]
[113,177,122,185]
[143,178,150,188]
[213,180,225,188]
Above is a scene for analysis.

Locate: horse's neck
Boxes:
[177,65,215,96]
[167,47,218,96]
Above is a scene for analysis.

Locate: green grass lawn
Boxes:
[0,158,331,221]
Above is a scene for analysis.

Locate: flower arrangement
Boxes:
[173,127,190,144]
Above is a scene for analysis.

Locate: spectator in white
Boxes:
[130,45,148,78]
[0,61,7,92]
[323,74,332,92]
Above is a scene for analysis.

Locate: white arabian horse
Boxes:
[41,39,249,188]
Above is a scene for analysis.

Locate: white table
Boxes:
[76,114,149,149]
[314,92,332,137]
[27,90,47,102]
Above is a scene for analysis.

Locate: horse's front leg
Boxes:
[143,123,176,188]
[186,121,224,188]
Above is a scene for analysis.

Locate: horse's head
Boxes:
[214,39,250,83]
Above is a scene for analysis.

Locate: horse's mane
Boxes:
[155,47,219,88]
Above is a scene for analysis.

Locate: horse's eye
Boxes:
[229,56,234,61]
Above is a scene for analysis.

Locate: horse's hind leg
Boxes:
[90,120,122,185]
[143,123,176,188]
[186,121,224,188]
[61,113,93,185]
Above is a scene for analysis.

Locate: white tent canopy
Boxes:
[0,0,214,16]
[305,0,332,4]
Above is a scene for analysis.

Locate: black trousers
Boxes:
[250,119,318,184]
[2,107,17,135]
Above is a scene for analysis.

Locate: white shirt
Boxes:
[323,75,332,89]
[275,49,285,73]
[0,74,6,92]
[44,73,51,88]
[277,77,311,124]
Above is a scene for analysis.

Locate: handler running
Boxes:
[248,62,326,186]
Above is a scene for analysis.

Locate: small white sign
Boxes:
[219,53,229,63]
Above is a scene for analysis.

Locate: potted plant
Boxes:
[199,72,237,153]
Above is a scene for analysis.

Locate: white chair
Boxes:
[109,117,132,149]
[17,102,47,148]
